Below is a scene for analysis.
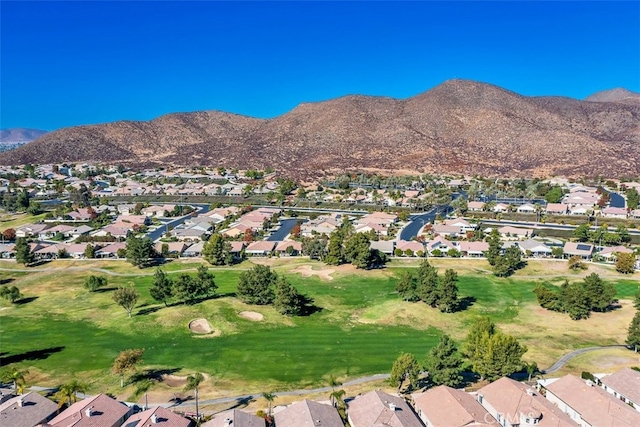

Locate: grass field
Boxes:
[0,257,638,401]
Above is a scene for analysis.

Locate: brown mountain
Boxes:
[2,80,639,178]
[0,128,48,144]
[585,88,640,105]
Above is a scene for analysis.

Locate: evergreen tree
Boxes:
[389,353,421,391]
[125,236,154,268]
[83,275,107,292]
[396,272,419,302]
[423,334,463,387]
[582,273,615,312]
[237,264,277,305]
[202,233,233,265]
[627,311,640,352]
[344,232,374,269]
[84,244,96,259]
[273,277,309,316]
[0,285,23,303]
[437,269,459,313]
[416,259,440,307]
[463,317,496,368]
[485,229,502,266]
[573,224,591,242]
[195,264,218,297]
[301,235,328,260]
[560,281,592,320]
[15,237,34,266]
[173,274,198,304]
[149,268,174,306]
[324,230,345,265]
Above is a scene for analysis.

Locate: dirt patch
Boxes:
[161,374,189,388]
[189,318,213,334]
[291,265,335,281]
[239,311,264,321]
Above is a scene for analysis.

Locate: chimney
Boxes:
[18,398,24,407]
[85,406,93,417]
[151,414,158,424]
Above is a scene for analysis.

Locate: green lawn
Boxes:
[1,259,638,394]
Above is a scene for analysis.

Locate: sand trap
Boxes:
[291,265,335,281]
[162,374,189,388]
[239,311,264,321]
[188,318,213,334]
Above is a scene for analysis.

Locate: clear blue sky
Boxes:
[1,1,639,131]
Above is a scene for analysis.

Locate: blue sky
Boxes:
[1,1,639,130]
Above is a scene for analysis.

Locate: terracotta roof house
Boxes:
[96,242,127,258]
[16,223,50,238]
[201,409,264,427]
[355,222,388,236]
[0,391,59,427]
[546,203,569,215]
[600,368,640,412]
[497,226,534,240]
[458,241,489,257]
[543,374,640,426]
[0,243,15,258]
[563,242,594,259]
[48,393,131,427]
[468,201,485,211]
[274,399,342,427]
[396,240,425,254]
[477,377,577,427]
[493,203,510,213]
[412,386,497,427]
[516,203,537,213]
[431,224,462,237]
[274,240,302,256]
[154,242,188,256]
[426,236,456,254]
[370,240,396,255]
[598,245,634,261]
[245,241,276,256]
[601,207,628,219]
[443,218,476,232]
[182,242,204,257]
[347,390,424,427]
[122,406,191,427]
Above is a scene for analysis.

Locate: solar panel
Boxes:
[576,244,591,251]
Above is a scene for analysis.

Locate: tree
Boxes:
[112,348,144,388]
[0,285,23,303]
[0,367,28,394]
[149,268,174,306]
[396,272,419,302]
[184,372,204,419]
[416,259,440,307]
[634,290,640,310]
[324,230,345,265]
[551,247,564,259]
[237,264,277,305]
[485,229,502,266]
[203,233,233,265]
[83,275,107,292]
[524,361,539,385]
[463,317,496,365]
[573,224,591,242]
[627,311,640,352]
[545,186,564,203]
[2,228,16,241]
[173,274,198,305]
[560,281,592,320]
[125,236,154,268]
[616,252,636,274]
[112,285,139,317]
[195,264,218,298]
[14,237,34,266]
[626,187,639,210]
[84,244,96,259]
[262,391,275,417]
[423,334,463,387]
[344,232,374,269]
[437,269,459,313]
[582,273,616,312]
[274,277,309,316]
[301,236,327,260]
[389,353,420,391]
[54,380,86,407]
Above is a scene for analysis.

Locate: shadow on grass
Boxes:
[0,346,65,365]
[93,287,118,293]
[130,367,182,384]
[457,296,476,311]
[14,296,38,305]
[0,278,14,285]
[137,293,235,316]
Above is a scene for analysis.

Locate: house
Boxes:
[182,242,204,257]
[15,223,50,238]
[476,377,577,427]
[516,203,537,214]
[396,240,425,256]
[569,206,591,216]
[517,239,552,257]
[275,240,302,256]
[274,399,343,427]
[96,242,127,258]
[173,227,209,242]
[355,222,388,236]
[443,218,476,233]
[426,236,456,255]
[48,393,131,427]
[354,211,398,227]
[598,245,634,262]
[245,241,276,256]
[70,225,94,239]
[201,409,264,427]
[412,386,497,427]
[600,368,640,412]
[601,207,628,219]
[0,391,59,427]
[347,390,424,427]
[370,240,396,256]
[543,374,640,426]
[0,243,15,258]
[493,203,510,213]
[630,209,640,219]
[66,243,92,258]
[546,203,569,215]
[431,224,462,237]
[123,406,191,427]
[40,224,75,239]
[458,241,489,257]
[468,201,486,211]
[563,242,594,259]
[498,226,534,240]
[229,241,246,258]
[154,242,188,256]
[93,225,130,239]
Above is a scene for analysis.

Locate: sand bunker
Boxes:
[239,311,264,321]
[291,265,335,281]
[162,374,188,388]
[188,318,213,334]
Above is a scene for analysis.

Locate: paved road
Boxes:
[267,218,305,241]
[541,345,627,374]
[146,204,211,242]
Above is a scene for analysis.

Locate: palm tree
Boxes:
[184,372,204,420]
[262,391,275,417]
[525,361,540,385]
[1,367,28,395]
[330,389,346,409]
[328,375,342,407]
[54,380,86,408]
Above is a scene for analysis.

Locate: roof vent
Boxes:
[526,388,535,396]
[18,398,24,407]
[586,380,595,387]
[85,406,93,417]
[389,402,397,411]
[224,418,233,426]
[151,414,158,424]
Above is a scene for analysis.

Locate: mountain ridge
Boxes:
[1,80,639,178]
